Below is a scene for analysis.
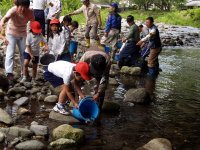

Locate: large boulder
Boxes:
[137,138,172,150]
[120,66,141,75]
[50,138,77,150]
[15,140,46,150]
[52,124,84,143]
[124,88,150,104]
[0,108,13,125]
[44,95,58,103]
[30,124,49,137]
[14,97,29,106]
[0,132,6,143]
[102,101,120,112]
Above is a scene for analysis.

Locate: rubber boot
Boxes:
[147,67,159,78]
[85,38,90,48]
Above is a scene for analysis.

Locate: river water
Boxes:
[1,48,200,149]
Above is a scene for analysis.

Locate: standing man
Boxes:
[32,0,47,36]
[137,17,162,78]
[69,0,102,48]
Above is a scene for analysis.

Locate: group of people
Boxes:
[0,0,162,115]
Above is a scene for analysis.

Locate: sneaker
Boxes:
[53,104,69,115]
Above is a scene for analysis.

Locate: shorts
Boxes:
[23,52,39,64]
[43,70,64,87]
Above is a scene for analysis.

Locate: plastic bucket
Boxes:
[72,97,100,122]
[117,41,123,49]
[115,53,120,61]
[69,41,78,54]
[40,53,55,66]
[104,46,110,54]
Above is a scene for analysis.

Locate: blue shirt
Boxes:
[105,13,121,33]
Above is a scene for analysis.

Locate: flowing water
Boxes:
[1,48,200,149]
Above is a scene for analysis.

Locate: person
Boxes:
[69,21,79,36]
[46,0,62,41]
[0,0,34,82]
[137,17,162,77]
[101,3,121,60]
[48,18,71,62]
[21,21,48,83]
[69,0,102,47]
[32,0,47,36]
[43,61,91,115]
[118,15,140,68]
[80,49,111,111]
[0,34,9,45]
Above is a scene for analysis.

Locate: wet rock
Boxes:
[38,94,45,101]
[0,126,33,138]
[22,82,32,89]
[0,74,9,90]
[109,78,119,86]
[53,86,62,95]
[9,137,22,148]
[49,111,80,124]
[0,108,13,125]
[0,132,6,143]
[30,88,39,94]
[52,124,84,143]
[7,87,26,96]
[17,107,30,115]
[15,140,46,150]
[50,138,77,150]
[30,124,49,137]
[124,88,150,104]
[102,101,120,112]
[14,97,29,106]
[120,66,141,75]
[44,95,58,103]
[137,138,172,150]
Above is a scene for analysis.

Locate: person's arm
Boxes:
[0,7,14,31]
[27,45,35,60]
[63,84,78,108]
[137,28,156,45]
[105,15,111,37]
[53,0,62,16]
[69,6,83,16]
[73,79,85,99]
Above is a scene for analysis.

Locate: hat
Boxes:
[75,62,91,81]
[110,3,118,9]
[30,21,42,34]
[50,18,60,25]
[90,54,107,76]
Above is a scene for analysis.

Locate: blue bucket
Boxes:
[115,53,120,61]
[69,41,78,54]
[104,46,110,54]
[116,41,123,49]
[72,97,100,122]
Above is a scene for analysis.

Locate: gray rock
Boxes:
[22,82,32,89]
[38,94,45,101]
[120,66,141,75]
[109,78,119,86]
[30,88,39,94]
[44,95,58,103]
[14,97,29,106]
[52,124,84,143]
[50,138,76,150]
[137,138,172,150]
[30,125,49,137]
[9,137,22,147]
[102,101,120,112]
[15,140,46,150]
[0,132,6,143]
[0,126,33,138]
[31,121,39,125]
[15,94,22,99]
[7,87,26,96]
[49,111,80,124]
[0,108,13,125]
[124,88,150,104]
[17,107,30,115]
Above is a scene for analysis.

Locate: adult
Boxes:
[32,0,47,36]
[69,0,102,47]
[137,17,162,77]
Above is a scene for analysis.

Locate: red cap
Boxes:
[30,21,42,34]
[50,18,60,25]
[75,62,92,81]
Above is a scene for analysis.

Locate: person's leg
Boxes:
[98,92,105,112]
[21,52,31,82]
[85,25,91,47]
[34,10,46,36]
[90,24,100,45]
[5,34,17,77]
[17,36,26,76]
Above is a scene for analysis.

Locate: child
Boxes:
[43,61,91,115]
[21,21,47,83]
[48,18,71,62]
[101,3,121,60]
[69,21,79,37]
[0,0,34,81]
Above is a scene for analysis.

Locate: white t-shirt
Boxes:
[33,0,47,10]
[47,0,62,19]
[48,61,76,85]
[25,32,46,56]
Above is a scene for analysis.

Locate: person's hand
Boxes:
[74,102,79,109]
[122,37,127,43]
[104,32,108,37]
[43,45,48,52]
[30,54,35,61]
[93,93,100,102]
[137,40,143,46]
[3,38,9,45]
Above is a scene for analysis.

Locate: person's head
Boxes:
[139,24,143,32]
[126,15,134,26]
[146,17,154,28]
[15,0,30,14]
[49,19,62,37]
[108,3,118,13]
[90,54,107,78]
[63,15,72,27]
[81,0,90,7]
[70,21,79,32]
[30,21,42,35]
[74,62,91,81]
